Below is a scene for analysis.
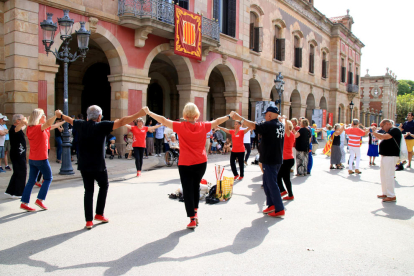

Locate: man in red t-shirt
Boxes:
[344,119,369,174]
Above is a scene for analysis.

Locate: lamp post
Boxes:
[274,72,285,112]
[40,10,91,175]
[349,100,354,122]
[379,110,383,124]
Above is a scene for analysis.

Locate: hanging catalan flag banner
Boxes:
[174,5,202,61]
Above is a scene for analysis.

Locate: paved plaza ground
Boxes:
[0,141,413,275]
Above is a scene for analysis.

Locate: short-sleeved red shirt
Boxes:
[230,129,245,152]
[173,121,211,166]
[345,127,365,148]
[26,125,49,160]
[131,126,148,148]
[283,132,295,160]
[45,127,51,150]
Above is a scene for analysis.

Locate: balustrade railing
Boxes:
[118,0,220,42]
[347,84,359,93]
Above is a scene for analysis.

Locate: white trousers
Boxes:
[348,146,361,170]
[380,156,398,197]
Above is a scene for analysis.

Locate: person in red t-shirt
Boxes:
[217,122,251,181]
[277,120,296,200]
[143,103,234,229]
[20,109,60,212]
[125,118,162,177]
[35,119,65,188]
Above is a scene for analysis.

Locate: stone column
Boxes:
[4,0,40,117]
[177,84,210,121]
[170,93,179,120]
[282,101,291,119]
[361,111,366,126]
[108,74,151,153]
[224,91,244,127]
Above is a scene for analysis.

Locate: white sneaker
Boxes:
[12,195,22,199]
[4,193,14,199]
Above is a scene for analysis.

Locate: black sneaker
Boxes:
[5,165,11,171]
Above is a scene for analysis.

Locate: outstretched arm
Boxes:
[125,124,132,131]
[41,110,58,131]
[217,126,231,135]
[148,124,163,132]
[243,127,252,134]
[15,117,28,132]
[113,108,147,130]
[144,107,173,129]
[231,112,256,130]
[50,120,65,130]
[211,112,234,129]
[56,110,74,126]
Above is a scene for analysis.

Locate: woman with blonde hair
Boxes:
[20,109,59,212]
[125,118,162,177]
[143,103,234,229]
[277,120,296,200]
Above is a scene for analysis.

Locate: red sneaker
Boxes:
[35,182,42,188]
[238,177,244,181]
[268,210,285,218]
[94,214,109,223]
[280,191,288,196]
[187,217,197,229]
[136,171,141,177]
[20,203,36,212]
[194,209,199,225]
[283,196,294,200]
[35,199,48,210]
[234,175,239,180]
[86,221,93,229]
[263,205,275,214]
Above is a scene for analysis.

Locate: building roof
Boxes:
[329,15,347,23]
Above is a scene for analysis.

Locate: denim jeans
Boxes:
[21,159,53,204]
[262,163,284,212]
[55,136,62,160]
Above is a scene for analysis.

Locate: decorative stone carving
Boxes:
[365,69,370,77]
[371,86,381,98]
[134,27,153,48]
[386,67,389,75]
[88,17,99,34]
[347,93,356,101]
[222,54,228,65]
[252,67,258,79]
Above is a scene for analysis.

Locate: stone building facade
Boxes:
[0,0,364,151]
[360,68,398,126]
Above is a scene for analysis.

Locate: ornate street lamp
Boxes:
[274,72,285,112]
[40,10,91,175]
[349,100,354,121]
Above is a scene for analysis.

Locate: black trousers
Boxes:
[81,170,109,222]
[244,143,251,162]
[230,151,245,177]
[155,138,163,154]
[178,162,207,217]
[5,152,27,196]
[133,147,145,171]
[277,159,294,197]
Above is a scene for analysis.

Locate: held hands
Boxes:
[55,109,63,117]
[22,117,28,125]
[143,106,150,114]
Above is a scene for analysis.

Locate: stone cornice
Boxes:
[176,84,210,93]
[107,74,151,84]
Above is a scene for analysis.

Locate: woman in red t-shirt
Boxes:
[125,118,161,177]
[20,109,60,212]
[143,103,233,229]
[277,120,296,200]
[217,122,251,180]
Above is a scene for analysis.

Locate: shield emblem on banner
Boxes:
[183,21,196,46]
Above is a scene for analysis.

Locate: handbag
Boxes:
[392,134,408,161]
[216,176,234,201]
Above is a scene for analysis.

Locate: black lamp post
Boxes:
[349,100,354,121]
[40,10,90,175]
[379,110,383,124]
[274,72,285,112]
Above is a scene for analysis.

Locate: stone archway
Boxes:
[249,78,262,121]
[305,94,315,122]
[319,96,327,111]
[290,90,301,119]
[338,104,345,124]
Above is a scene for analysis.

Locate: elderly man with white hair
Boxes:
[57,105,146,229]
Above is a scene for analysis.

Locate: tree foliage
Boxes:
[396,94,414,123]
[397,80,414,96]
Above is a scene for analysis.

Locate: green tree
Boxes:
[397,80,414,96]
[396,94,414,123]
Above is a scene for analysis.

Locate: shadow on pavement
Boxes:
[0,211,38,225]
[371,203,414,220]
[58,229,191,275]
[0,229,86,272]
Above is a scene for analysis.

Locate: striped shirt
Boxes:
[345,127,366,148]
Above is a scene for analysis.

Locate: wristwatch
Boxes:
[227,114,231,119]
[241,119,245,124]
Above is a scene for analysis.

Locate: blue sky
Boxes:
[315,0,413,80]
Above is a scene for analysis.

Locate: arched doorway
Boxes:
[305,94,315,122]
[249,78,262,121]
[338,104,345,123]
[319,96,327,111]
[147,82,164,115]
[81,63,111,119]
[290,90,301,119]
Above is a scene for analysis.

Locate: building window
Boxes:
[356,67,359,85]
[214,0,236,37]
[294,36,302,68]
[178,0,189,10]
[274,26,285,61]
[341,58,346,83]
[249,13,262,52]
[338,107,342,123]
[348,62,353,85]
[322,52,328,78]
[309,44,315,74]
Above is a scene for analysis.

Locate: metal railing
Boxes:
[347,84,359,93]
[118,0,220,42]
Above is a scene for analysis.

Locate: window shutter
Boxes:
[341,67,346,83]
[213,0,220,21]
[322,60,326,78]
[309,54,314,73]
[349,72,353,84]
[326,61,329,78]
[294,48,299,67]
[356,74,359,85]
[254,27,263,52]
[274,36,277,59]
[280,38,285,61]
[250,23,255,50]
[227,0,236,37]
[298,48,303,68]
